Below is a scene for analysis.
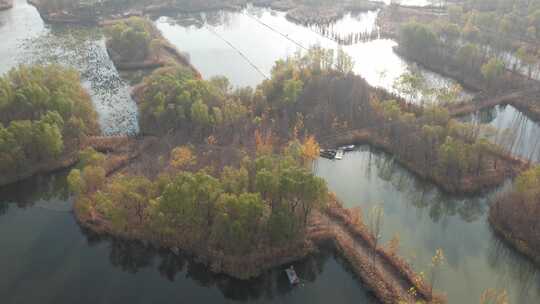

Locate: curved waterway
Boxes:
[0,0,139,135]
[315,147,540,303]
[155,6,472,103]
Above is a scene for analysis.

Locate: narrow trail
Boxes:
[448,87,540,118]
[308,210,430,304]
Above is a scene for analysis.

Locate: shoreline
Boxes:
[74,173,440,303]
[0,151,79,188]
[103,17,201,78]
[488,202,540,267]
[74,201,317,280]
[320,129,528,195]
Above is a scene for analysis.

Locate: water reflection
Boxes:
[19,25,139,135]
[315,146,540,303]
[0,173,377,303]
[464,105,540,163]
[0,0,139,135]
[79,234,348,302]
[155,6,468,102]
[0,170,71,213]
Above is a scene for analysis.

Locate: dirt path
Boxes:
[309,210,432,303]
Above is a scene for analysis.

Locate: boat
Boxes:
[320,148,337,159]
[340,144,355,152]
[334,149,344,160]
[285,266,300,285]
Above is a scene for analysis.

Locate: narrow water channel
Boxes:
[315,147,540,303]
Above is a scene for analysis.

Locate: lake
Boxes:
[155,6,472,103]
[1,1,540,304]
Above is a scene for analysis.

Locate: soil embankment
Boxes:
[310,201,442,304]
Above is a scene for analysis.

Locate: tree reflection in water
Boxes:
[0,169,71,213]
[362,145,504,223]
[77,228,363,302]
[487,232,540,303]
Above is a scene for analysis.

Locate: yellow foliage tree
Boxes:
[255,129,273,156]
[301,135,320,167]
[480,289,508,304]
[170,146,196,170]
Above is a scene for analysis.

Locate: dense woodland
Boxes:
[0,65,98,180]
[70,141,327,260]
[489,166,540,263]
[392,0,540,93]
[105,17,154,62]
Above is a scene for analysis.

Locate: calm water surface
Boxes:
[2,1,540,304]
[463,105,540,163]
[155,7,471,103]
[0,171,377,304]
[315,147,540,303]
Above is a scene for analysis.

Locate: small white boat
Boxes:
[334,149,344,160]
[340,144,355,152]
[285,266,300,285]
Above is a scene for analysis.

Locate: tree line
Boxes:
[489,165,540,263]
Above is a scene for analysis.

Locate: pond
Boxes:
[315,146,540,303]
[155,6,472,103]
[0,171,378,304]
[0,0,139,135]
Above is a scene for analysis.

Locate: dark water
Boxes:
[0,171,378,304]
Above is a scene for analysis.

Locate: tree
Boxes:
[169,146,196,170]
[82,165,106,193]
[336,47,354,74]
[429,248,445,298]
[283,78,303,105]
[368,205,384,250]
[106,17,152,61]
[68,169,85,195]
[300,135,320,168]
[481,57,505,89]
[479,289,508,304]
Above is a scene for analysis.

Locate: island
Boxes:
[0,65,99,186]
[103,16,199,76]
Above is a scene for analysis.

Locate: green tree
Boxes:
[481,57,505,89]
